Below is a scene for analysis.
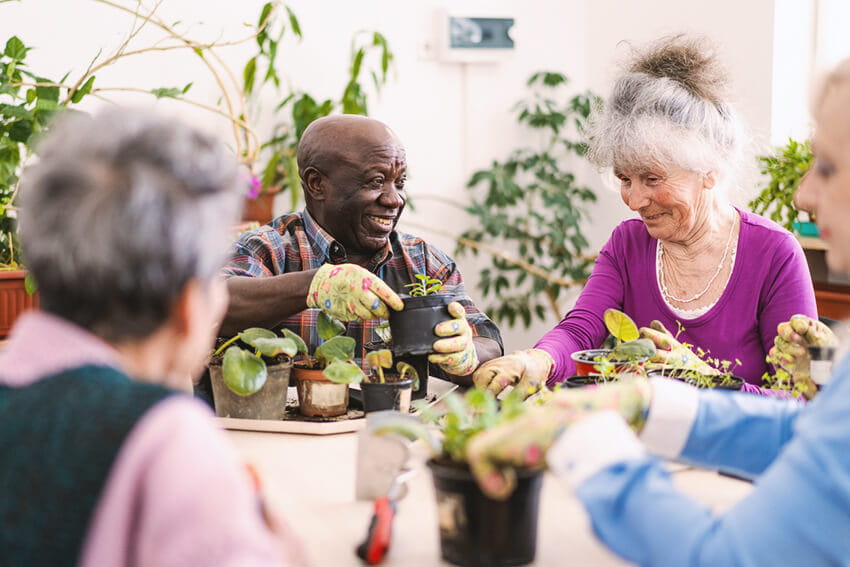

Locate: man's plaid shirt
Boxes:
[223,209,503,364]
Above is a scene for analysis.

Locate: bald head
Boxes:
[297,115,403,193]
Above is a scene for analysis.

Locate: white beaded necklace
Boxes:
[657,215,737,304]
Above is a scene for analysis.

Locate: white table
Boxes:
[227,428,753,566]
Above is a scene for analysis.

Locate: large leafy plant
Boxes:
[748,138,814,233]
[456,71,600,328]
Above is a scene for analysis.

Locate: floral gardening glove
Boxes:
[472,348,554,399]
[639,320,718,374]
[467,377,653,500]
[307,263,404,322]
[768,314,836,398]
[428,301,479,376]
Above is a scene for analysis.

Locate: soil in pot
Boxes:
[292,362,350,417]
[389,294,454,357]
[570,349,647,377]
[365,340,430,400]
[208,356,292,420]
[428,459,542,567]
[360,375,413,413]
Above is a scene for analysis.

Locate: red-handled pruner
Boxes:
[355,469,413,564]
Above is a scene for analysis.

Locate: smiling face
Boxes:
[616,164,714,243]
[302,117,407,263]
[797,79,850,274]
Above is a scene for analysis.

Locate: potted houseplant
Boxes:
[208,326,306,419]
[291,311,363,417]
[360,349,419,413]
[366,321,431,400]
[567,309,655,382]
[403,388,542,567]
[748,137,816,235]
[388,273,454,357]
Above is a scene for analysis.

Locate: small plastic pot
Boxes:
[647,368,744,391]
[208,360,291,420]
[561,374,614,388]
[428,459,542,566]
[808,345,837,387]
[389,294,454,357]
[570,349,647,377]
[360,377,413,413]
[365,341,430,400]
[291,362,349,417]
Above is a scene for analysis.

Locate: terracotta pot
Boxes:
[0,269,39,339]
[208,360,292,419]
[242,192,277,225]
[292,362,349,417]
[570,349,647,377]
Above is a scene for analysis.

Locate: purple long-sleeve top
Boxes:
[535,209,817,391]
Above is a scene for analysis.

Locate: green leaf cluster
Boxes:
[457,71,600,328]
[748,138,814,233]
[215,326,307,396]
[404,273,443,297]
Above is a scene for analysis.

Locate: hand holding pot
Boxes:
[467,378,653,500]
[428,301,479,376]
[768,314,835,398]
[472,348,554,399]
[307,263,404,322]
[639,320,717,374]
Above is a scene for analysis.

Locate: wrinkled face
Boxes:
[616,164,712,242]
[798,82,850,274]
[313,128,407,259]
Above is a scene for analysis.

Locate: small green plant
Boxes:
[213,327,307,396]
[301,311,366,385]
[404,274,443,297]
[748,138,814,233]
[364,349,419,387]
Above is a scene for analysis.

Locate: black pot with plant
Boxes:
[647,368,744,391]
[366,335,430,400]
[389,274,453,357]
[359,349,417,413]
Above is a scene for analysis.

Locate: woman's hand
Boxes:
[768,314,835,399]
[471,348,554,399]
[639,320,718,374]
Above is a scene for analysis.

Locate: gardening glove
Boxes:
[472,348,554,399]
[307,263,404,322]
[639,320,718,375]
[429,301,479,376]
[467,377,653,500]
[768,314,836,399]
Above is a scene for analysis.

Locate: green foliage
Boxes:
[748,138,814,233]
[404,273,443,297]
[252,7,395,209]
[214,326,307,395]
[415,387,527,464]
[457,71,600,328]
[222,346,267,396]
[364,349,420,387]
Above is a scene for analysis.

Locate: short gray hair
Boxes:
[19,108,244,342]
[586,35,746,192]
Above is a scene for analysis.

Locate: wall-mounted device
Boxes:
[436,11,515,63]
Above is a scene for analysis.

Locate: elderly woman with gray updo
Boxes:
[0,109,304,565]
[474,35,817,397]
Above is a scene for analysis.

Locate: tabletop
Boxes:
[226,426,754,566]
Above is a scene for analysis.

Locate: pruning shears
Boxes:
[356,473,409,564]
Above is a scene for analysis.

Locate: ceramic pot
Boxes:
[209,360,291,419]
[0,269,39,339]
[292,362,349,417]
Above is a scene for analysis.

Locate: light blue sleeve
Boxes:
[571,357,850,566]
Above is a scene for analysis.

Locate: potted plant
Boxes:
[360,349,419,413]
[365,321,431,400]
[403,388,542,566]
[748,137,816,235]
[291,311,363,417]
[208,326,306,419]
[568,309,655,381]
[388,273,454,357]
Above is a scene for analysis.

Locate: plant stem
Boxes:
[213,335,240,356]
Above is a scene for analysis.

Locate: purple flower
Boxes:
[244,170,262,199]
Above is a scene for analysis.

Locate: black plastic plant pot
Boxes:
[364,342,430,400]
[562,375,613,388]
[360,378,413,413]
[389,294,454,357]
[427,459,542,567]
[647,368,744,391]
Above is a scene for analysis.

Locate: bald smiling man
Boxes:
[220,115,502,386]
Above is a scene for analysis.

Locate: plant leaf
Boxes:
[252,337,298,358]
[222,346,267,396]
[603,308,639,342]
[238,327,277,346]
[70,75,95,103]
[315,335,355,364]
[281,328,307,354]
[322,359,364,384]
[317,311,345,340]
[365,349,392,369]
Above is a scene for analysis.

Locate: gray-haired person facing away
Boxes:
[0,108,305,566]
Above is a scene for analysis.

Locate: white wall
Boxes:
[4,0,806,351]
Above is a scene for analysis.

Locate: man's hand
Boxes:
[428,301,479,376]
[467,378,653,499]
[307,263,403,322]
[472,348,554,399]
[639,320,717,374]
[768,314,835,398]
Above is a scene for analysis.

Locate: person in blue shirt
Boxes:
[466,51,850,565]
